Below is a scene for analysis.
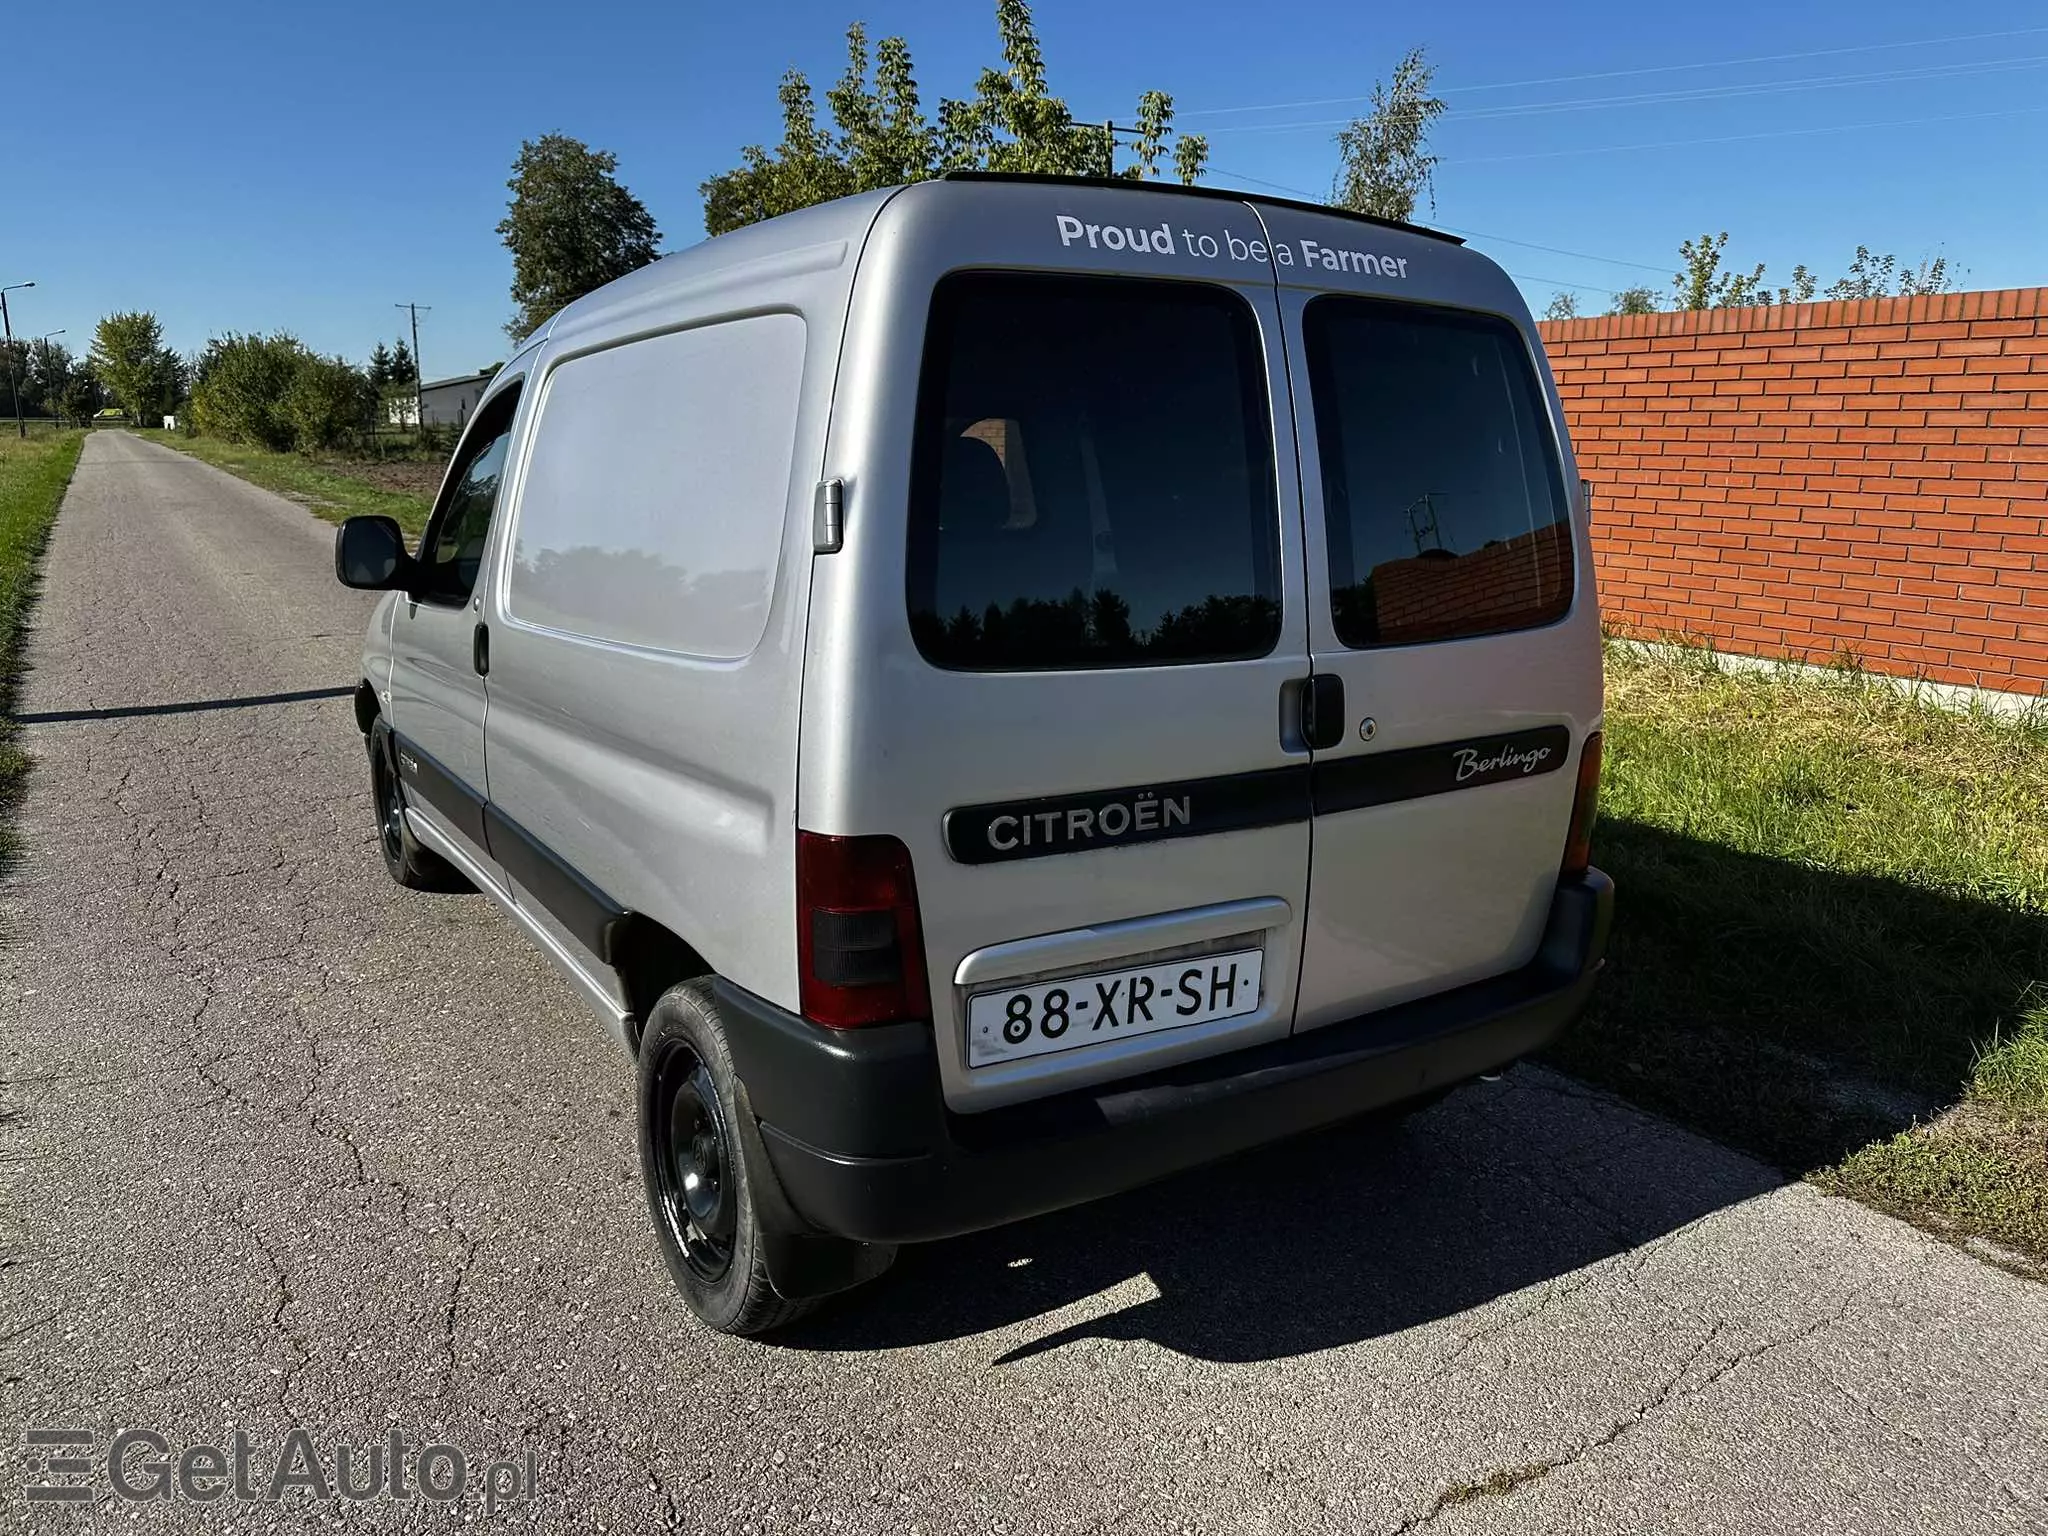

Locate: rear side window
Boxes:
[1305,297,1572,649]
[907,273,1281,671]
[507,314,804,659]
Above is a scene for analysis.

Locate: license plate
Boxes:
[966,948,1264,1068]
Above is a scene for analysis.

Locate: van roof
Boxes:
[544,176,1475,341]
[939,171,1466,247]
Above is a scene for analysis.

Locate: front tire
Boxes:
[637,980,815,1336]
[366,724,467,892]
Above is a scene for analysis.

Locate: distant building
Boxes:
[386,370,496,429]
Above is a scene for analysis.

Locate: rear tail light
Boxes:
[796,831,931,1028]
[1562,731,1603,877]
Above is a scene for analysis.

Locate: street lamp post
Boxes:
[1,281,35,440]
[38,330,65,427]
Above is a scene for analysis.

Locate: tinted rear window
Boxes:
[1305,297,1572,649]
[907,273,1282,670]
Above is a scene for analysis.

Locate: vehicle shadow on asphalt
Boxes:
[12,685,354,725]
[777,1072,1780,1361]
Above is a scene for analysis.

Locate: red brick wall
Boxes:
[1539,288,2048,695]
[1369,522,1573,643]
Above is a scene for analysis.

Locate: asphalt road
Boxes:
[4,431,2046,1534]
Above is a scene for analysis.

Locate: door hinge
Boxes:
[813,478,845,554]
[472,622,490,677]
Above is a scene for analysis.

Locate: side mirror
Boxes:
[334,516,412,590]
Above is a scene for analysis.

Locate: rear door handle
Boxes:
[472,622,490,677]
[1299,673,1344,751]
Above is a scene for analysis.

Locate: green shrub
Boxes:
[284,354,377,453]
[189,332,303,450]
[190,334,376,454]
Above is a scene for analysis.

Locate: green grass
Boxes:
[136,429,434,537]
[0,432,86,873]
[1549,644,2048,1265]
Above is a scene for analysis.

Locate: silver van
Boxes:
[335,173,1612,1334]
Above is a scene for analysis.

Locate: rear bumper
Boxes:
[722,868,1612,1246]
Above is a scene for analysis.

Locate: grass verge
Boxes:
[1548,644,2048,1265]
[0,432,87,873]
[135,429,434,537]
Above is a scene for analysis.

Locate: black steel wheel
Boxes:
[636,980,816,1335]
[650,1047,739,1284]
[373,749,409,870]
[365,722,468,892]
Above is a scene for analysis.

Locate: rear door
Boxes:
[1258,209,1603,1029]
[806,182,1315,1112]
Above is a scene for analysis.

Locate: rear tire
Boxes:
[637,980,817,1336]
[366,725,468,892]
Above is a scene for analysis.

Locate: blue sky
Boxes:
[10,2,2047,377]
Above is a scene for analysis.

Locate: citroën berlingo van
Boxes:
[334,172,1612,1334]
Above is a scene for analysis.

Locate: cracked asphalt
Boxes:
[3,431,2047,1533]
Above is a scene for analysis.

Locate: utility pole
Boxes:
[0,280,34,440]
[1098,121,1154,179]
[395,302,430,432]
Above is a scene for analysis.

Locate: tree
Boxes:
[1332,47,1446,223]
[1895,254,1955,297]
[59,362,105,424]
[28,338,73,419]
[1825,246,1955,301]
[90,312,182,425]
[284,354,377,452]
[954,0,1147,178]
[499,134,662,340]
[376,336,421,427]
[0,341,36,418]
[1673,232,1772,311]
[190,333,377,452]
[699,1,1208,237]
[1608,286,1660,316]
[1774,265,1816,305]
[1670,234,1953,311]
[827,25,934,190]
[189,332,306,449]
[367,341,396,390]
[1544,292,1580,322]
[705,72,858,236]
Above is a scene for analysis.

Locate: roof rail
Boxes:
[937,170,1464,247]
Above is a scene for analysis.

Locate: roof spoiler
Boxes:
[937,170,1464,247]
